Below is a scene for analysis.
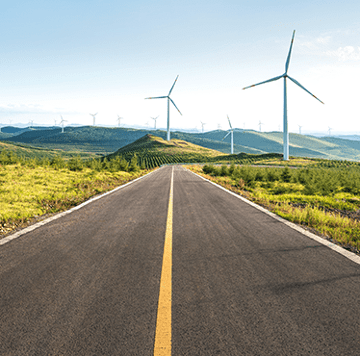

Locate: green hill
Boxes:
[1,125,360,161]
[0,140,98,160]
[109,134,282,168]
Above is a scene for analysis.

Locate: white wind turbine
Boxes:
[117,115,123,127]
[90,113,97,126]
[60,116,67,133]
[145,75,182,141]
[222,115,234,154]
[243,30,324,160]
[200,121,206,133]
[328,126,332,136]
[151,116,159,129]
[258,120,264,132]
[298,125,302,134]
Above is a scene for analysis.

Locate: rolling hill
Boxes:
[109,134,282,168]
[1,125,360,161]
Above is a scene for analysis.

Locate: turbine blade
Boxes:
[145,96,167,99]
[168,75,179,95]
[227,115,232,129]
[285,30,296,74]
[169,97,182,115]
[243,74,283,90]
[287,76,324,104]
[222,131,231,140]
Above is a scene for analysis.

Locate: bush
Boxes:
[220,164,229,176]
[280,167,292,182]
[50,156,66,169]
[67,156,83,171]
[129,154,139,172]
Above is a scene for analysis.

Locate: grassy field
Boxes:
[0,161,150,237]
[188,163,360,253]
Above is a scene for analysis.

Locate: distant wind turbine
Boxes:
[145,75,182,141]
[90,113,97,126]
[328,126,332,136]
[151,116,159,129]
[60,116,67,133]
[200,121,206,133]
[28,120,34,129]
[222,115,234,154]
[258,120,264,132]
[117,115,123,127]
[298,125,302,134]
[243,30,324,160]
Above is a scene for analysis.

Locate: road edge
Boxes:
[188,168,360,266]
[0,168,160,247]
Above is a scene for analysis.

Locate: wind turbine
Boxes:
[90,113,97,126]
[117,115,123,127]
[222,115,234,154]
[151,116,159,129]
[145,75,182,141]
[60,116,67,133]
[298,125,302,134]
[243,30,324,160]
[258,120,264,132]
[328,126,332,136]
[200,121,206,133]
[28,120,34,129]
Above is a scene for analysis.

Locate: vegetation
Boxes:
[109,134,299,169]
[0,150,149,236]
[188,163,360,253]
[3,125,360,161]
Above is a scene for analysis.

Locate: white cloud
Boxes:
[326,46,360,61]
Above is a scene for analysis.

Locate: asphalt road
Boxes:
[1,165,360,355]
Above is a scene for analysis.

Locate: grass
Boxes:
[188,164,360,253]
[0,163,151,236]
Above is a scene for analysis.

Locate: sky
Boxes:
[1,0,360,135]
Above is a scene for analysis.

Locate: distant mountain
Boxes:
[1,125,360,161]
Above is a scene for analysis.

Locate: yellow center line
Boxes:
[154,167,174,356]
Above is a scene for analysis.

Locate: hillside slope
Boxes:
[1,125,360,160]
[109,134,282,168]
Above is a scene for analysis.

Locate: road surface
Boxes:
[0,166,359,355]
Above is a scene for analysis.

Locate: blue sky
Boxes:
[1,0,360,134]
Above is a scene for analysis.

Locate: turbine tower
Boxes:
[117,115,123,127]
[145,75,182,141]
[258,120,264,132]
[328,126,332,136]
[59,116,67,133]
[222,115,234,154]
[200,121,206,133]
[243,30,324,160]
[298,125,302,134]
[90,113,97,126]
[151,116,159,129]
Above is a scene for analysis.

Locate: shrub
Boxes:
[129,154,139,172]
[220,164,229,176]
[67,156,83,171]
[281,167,292,182]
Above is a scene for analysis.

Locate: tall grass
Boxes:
[190,164,360,252]
[0,151,148,236]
